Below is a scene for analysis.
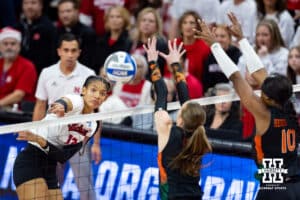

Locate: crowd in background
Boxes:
[0,0,300,140]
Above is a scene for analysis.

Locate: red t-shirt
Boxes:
[80,0,130,36]
[0,56,37,102]
[287,0,300,10]
[186,74,203,99]
[177,38,211,83]
[118,80,145,107]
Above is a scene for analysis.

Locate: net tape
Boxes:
[0,84,299,135]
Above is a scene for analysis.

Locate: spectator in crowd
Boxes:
[131,7,168,78]
[205,83,242,133]
[0,27,37,109]
[99,67,128,125]
[217,0,257,43]
[287,46,300,114]
[113,54,152,108]
[203,24,242,92]
[16,0,57,75]
[171,11,210,85]
[95,5,132,73]
[79,0,132,36]
[168,0,220,39]
[238,19,288,76]
[132,0,163,18]
[57,0,97,72]
[287,0,300,23]
[256,0,295,47]
[32,33,100,200]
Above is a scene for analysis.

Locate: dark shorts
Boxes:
[13,144,59,189]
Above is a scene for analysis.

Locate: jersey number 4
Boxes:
[281,129,296,154]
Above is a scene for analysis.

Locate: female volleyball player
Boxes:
[13,75,110,200]
[194,13,300,200]
[143,37,212,200]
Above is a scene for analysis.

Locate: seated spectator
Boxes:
[99,68,128,125]
[57,0,97,72]
[204,83,242,133]
[170,11,210,85]
[79,0,132,37]
[113,54,152,108]
[16,0,57,75]
[168,0,220,39]
[238,19,288,76]
[95,5,132,73]
[0,27,37,109]
[256,0,295,47]
[130,7,168,78]
[203,24,242,92]
[287,46,300,115]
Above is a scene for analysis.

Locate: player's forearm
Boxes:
[0,90,25,107]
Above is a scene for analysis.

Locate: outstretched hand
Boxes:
[143,37,159,62]
[17,131,39,143]
[194,18,216,46]
[226,12,243,41]
[159,39,186,66]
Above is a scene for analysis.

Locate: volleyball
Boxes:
[104,51,137,83]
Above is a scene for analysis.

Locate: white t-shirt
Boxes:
[99,94,128,124]
[217,0,257,43]
[29,94,98,152]
[291,26,300,48]
[35,61,95,105]
[169,0,220,24]
[265,11,295,47]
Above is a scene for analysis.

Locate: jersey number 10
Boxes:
[281,129,296,154]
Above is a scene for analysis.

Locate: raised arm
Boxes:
[159,39,188,105]
[48,95,82,117]
[194,18,269,121]
[226,12,267,87]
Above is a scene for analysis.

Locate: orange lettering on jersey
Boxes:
[274,119,287,128]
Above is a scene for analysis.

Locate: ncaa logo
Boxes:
[258,158,288,183]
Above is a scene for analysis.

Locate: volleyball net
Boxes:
[1,85,300,200]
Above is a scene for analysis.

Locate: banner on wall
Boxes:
[0,134,259,200]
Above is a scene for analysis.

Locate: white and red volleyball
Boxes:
[104,51,137,83]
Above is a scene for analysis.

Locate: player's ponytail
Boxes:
[169,102,212,176]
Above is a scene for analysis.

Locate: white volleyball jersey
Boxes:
[29,94,97,152]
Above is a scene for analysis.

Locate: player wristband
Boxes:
[55,99,68,112]
[210,43,239,78]
[238,38,264,74]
